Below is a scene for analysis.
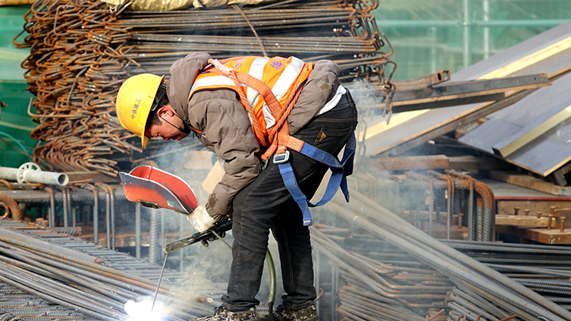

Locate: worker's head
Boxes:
[116,74,190,148]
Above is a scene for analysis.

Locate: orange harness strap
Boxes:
[207,59,309,161]
[275,132,304,152]
[261,71,307,161]
[208,68,282,118]
[206,63,271,147]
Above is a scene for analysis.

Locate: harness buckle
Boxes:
[273,151,290,164]
[261,158,269,170]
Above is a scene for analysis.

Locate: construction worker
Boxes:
[115,52,357,321]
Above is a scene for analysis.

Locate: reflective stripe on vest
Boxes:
[189,56,309,133]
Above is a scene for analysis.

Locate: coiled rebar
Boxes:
[14,0,395,177]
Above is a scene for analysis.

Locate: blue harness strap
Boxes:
[276,133,356,226]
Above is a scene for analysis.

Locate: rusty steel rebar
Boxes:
[310,225,451,320]
[0,222,215,320]
[13,0,395,178]
[0,193,21,221]
[419,170,495,241]
[321,189,571,321]
[311,220,570,320]
[388,171,495,242]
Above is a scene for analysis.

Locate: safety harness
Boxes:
[198,57,355,226]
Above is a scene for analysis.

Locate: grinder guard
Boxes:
[119,165,198,214]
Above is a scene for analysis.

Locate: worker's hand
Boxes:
[187,205,217,233]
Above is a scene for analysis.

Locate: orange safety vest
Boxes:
[188,56,313,159]
[189,56,355,227]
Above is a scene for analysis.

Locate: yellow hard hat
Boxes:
[116,74,165,149]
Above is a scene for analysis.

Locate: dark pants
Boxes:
[222,92,358,311]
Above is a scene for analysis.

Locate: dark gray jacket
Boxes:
[167,52,340,217]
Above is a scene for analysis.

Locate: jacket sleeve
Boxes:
[187,90,261,218]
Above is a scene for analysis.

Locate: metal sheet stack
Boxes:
[13,0,394,177]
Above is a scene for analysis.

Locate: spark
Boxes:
[124,297,165,321]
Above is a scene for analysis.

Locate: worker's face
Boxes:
[144,104,189,142]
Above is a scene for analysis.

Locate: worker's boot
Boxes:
[192,306,260,321]
[272,304,318,321]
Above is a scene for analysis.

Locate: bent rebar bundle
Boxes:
[318,190,571,321]
[0,219,218,320]
[13,0,395,177]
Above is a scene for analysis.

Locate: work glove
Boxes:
[187,205,217,233]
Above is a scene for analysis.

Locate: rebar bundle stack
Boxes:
[112,1,394,78]
[351,170,497,242]
[14,0,395,177]
[14,0,135,176]
[317,190,571,321]
[310,226,452,321]
[0,220,216,320]
[444,240,571,318]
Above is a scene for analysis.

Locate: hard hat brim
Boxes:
[141,135,150,149]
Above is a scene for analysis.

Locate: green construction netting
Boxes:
[375,0,571,79]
